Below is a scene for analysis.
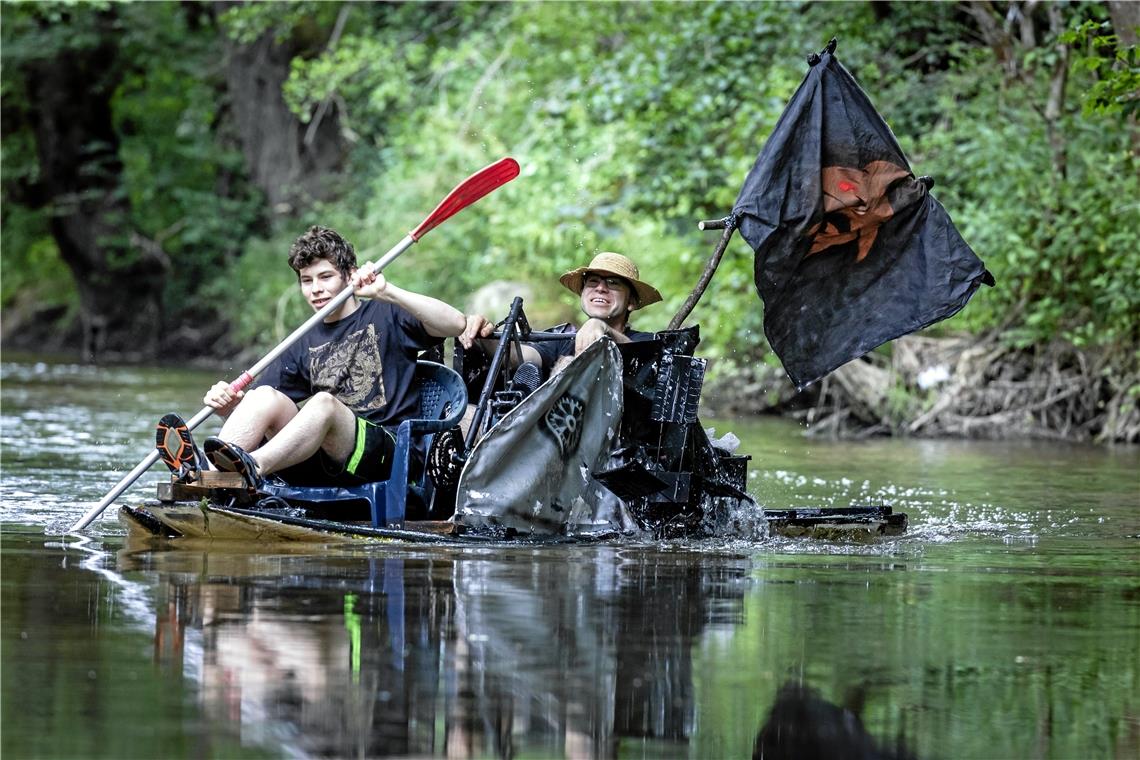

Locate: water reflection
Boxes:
[5,358,1139,757]
[753,681,916,760]
[117,544,752,757]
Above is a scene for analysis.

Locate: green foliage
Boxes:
[217,0,342,47]
[1,1,266,331]
[908,19,1140,349]
[3,0,1137,376]
[0,205,74,313]
[1062,18,1140,118]
[110,3,266,306]
[286,0,1135,364]
[0,1,115,61]
[260,1,823,359]
[197,232,306,348]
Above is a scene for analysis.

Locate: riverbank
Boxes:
[703,334,1140,445]
[4,323,1137,444]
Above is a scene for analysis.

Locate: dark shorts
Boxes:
[275,417,397,487]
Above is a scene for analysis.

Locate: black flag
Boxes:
[733,41,993,390]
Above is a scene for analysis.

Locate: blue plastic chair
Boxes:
[258,361,468,527]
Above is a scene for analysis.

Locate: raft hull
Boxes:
[120,504,476,545]
[121,500,906,545]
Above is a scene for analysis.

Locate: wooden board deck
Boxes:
[764,506,907,539]
[156,472,254,504]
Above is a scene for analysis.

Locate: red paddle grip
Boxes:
[229,372,255,394]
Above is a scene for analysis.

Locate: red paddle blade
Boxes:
[409,157,520,241]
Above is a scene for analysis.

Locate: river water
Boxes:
[1,357,1137,759]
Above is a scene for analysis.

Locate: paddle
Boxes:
[71,157,521,532]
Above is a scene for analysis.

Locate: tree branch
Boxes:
[303,4,351,148]
[1044,2,1070,180]
[668,216,737,330]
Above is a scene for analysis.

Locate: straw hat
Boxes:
[558,252,662,310]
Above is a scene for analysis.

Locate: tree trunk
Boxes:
[213,5,346,214]
[22,13,165,360]
[1106,1,1140,158]
[1107,2,1139,47]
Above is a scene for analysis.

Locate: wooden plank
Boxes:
[403,520,464,536]
[157,473,253,504]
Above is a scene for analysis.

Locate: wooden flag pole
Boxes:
[667,214,737,330]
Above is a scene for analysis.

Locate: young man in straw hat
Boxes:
[459,252,662,376]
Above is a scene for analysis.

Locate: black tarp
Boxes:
[732,41,994,390]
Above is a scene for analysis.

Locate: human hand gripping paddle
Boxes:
[71,157,521,532]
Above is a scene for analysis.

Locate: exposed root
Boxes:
[706,336,1140,444]
[814,336,1139,442]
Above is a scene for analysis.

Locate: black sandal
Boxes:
[204,437,263,490]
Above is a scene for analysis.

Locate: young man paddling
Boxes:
[459,251,662,375]
[156,225,466,489]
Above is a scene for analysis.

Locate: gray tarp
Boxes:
[454,338,629,534]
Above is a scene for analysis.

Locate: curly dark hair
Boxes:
[288,226,357,278]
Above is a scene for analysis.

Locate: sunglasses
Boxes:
[583,274,628,290]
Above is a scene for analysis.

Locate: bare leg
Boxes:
[247,392,358,475]
[218,386,300,451]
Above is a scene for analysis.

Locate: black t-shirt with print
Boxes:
[254,299,442,426]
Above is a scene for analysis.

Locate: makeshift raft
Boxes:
[120,473,906,544]
[122,299,908,545]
